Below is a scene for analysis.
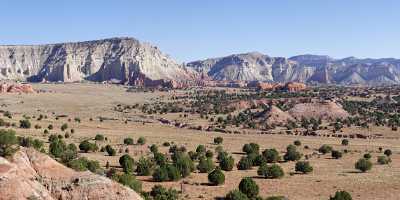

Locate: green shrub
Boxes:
[341,139,349,146]
[363,153,372,160]
[116,173,142,193]
[136,156,154,176]
[293,140,301,146]
[355,158,372,172]
[152,164,181,182]
[60,144,78,163]
[19,119,31,129]
[220,155,235,171]
[237,156,253,170]
[61,123,68,131]
[197,157,215,173]
[329,190,352,200]
[384,149,392,157]
[225,189,249,200]
[331,150,343,159]
[48,124,53,130]
[67,157,100,173]
[124,137,134,145]
[295,161,313,174]
[377,156,391,165]
[95,134,104,141]
[150,144,158,153]
[253,154,266,166]
[0,129,18,157]
[318,144,333,154]
[149,185,179,200]
[239,177,259,199]
[173,152,194,177]
[266,196,287,200]
[79,140,98,153]
[262,148,281,163]
[105,145,116,156]
[208,168,225,185]
[49,139,66,158]
[214,137,223,144]
[196,144,206,154]
[137,137,146,145]
[283,145,302,161]
[119,154,135,174]
[257,163,284,179]
[242,143,260,155]
[154,152,167,166]
[206,150,214,158]
[217,151,228,162]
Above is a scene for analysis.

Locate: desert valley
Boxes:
[0,37,399,200]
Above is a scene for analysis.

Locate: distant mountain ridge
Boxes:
[1,37,399,86]
[188,52,400,85]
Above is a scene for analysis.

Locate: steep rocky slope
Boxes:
[0,37,196,87]
[0,148,143,200]
[188,52,400,85]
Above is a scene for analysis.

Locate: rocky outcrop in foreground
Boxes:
[0,148,142,200]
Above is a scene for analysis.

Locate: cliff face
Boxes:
[0,37,195,87]
[188,53,400,85]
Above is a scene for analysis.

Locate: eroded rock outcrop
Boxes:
[288,101,349,120]
[0,148,143,200]
[0,83,35,93]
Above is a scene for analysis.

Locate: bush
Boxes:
[197,157,215,173]
[152,164,181,182]
[19,119,31,129]
[283,145,302,161]
[206,150,214,158]
[257,163,284,179]
[67,157,100,173]
[49,139,66,158]
[293,140,301,146]
[217,151,228,162]
[61,123,68,131]
[238,177,259,199]
[242,143,260,155]
[377,156,391,165]
[116,173,142,193]
[137,137,146,145]
[295,161,313,174]
[262,148,281,163]
[60,144,78,163]
[208,168,225,185]
[79,140,98,153]
[154,152,167,166]
[163,141,170,147]
[237,156,253,170]
[119,154,135,174]
[266,196,287,200]
[173,152,194,177]
[384,149,392,157]
[318,144,333,154]
[150,144,158,153]
[220,155,235,171]
[196,144,206,154]
[355,158,372,172]
[363,153,372,160]
[105,145,116,156]
[329,190,352,200]
[225,189,249,200]
[95,134,104,141]
[136,156,153,176]
[253,154,266,166]
[48,124,53,130]
[214,137,223,144]
[341,139,349,146]
[331,150,343,159]
[124,137,134,145]
[149,185,179,200]
[0,129,19,157]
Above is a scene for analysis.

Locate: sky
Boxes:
[1,0,399,62]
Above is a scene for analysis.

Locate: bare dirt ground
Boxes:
[1,83,399,200]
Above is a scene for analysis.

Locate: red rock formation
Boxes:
[0,83,35,93]
[283,82,307,92]
[0,148,143,200]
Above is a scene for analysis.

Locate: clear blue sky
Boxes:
[1,0,399,62]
